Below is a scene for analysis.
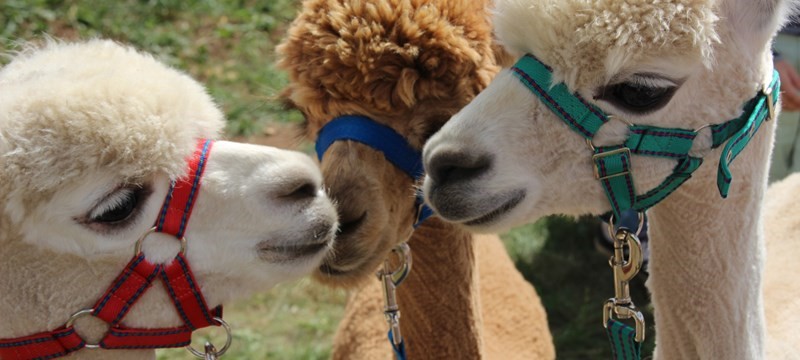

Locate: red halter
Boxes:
[0,139,224,360]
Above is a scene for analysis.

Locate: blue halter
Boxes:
[315,115,434,228]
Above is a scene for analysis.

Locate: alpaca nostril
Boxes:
[281,181,318,201]
[428,151,492,186]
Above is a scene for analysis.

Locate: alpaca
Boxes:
[762,173,800,359]
[277,0,554,358]
[0,40,338,360]
[422,0,797,358]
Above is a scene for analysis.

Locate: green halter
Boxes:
[511,54,779,360]
[510,54,779,220]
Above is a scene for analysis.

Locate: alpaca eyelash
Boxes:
[89,187,136,220]
[627,75,677,90]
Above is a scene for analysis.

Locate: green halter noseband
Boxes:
[510,54,779,220]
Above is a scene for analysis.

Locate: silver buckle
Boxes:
[592,147,632,180]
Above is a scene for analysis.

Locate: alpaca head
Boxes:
[0,40,338,335]
[423,0,792,232]
[277,0,502,285]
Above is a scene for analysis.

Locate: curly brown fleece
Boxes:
[278,0,500,148]
[278,0,554,359]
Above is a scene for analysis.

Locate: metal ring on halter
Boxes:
[585,115,634,151]
[134,226,187,257]
[606,212,645,238]
[186,317,232,359]
[65,308,101,349]
[693,123,713,133]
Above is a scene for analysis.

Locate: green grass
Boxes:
[2,3,657,359]
[156,278,347,360]
[0,0,304,135]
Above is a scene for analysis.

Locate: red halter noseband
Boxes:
[0,139,225,360]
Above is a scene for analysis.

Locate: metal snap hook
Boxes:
[376,242,413,346]
[386,242,412,286]
[186,317,232,359]
[603,299,646,342]
[602,223,645,343]
[203,342,218,360]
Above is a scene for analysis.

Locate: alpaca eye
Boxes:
[90,187,147,225]
[596,77,678,115]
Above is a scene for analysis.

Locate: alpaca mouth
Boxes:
[317,247,377,278]
[318,254,370,276]
[257,222,334,262]
[464,190,526,226]
[318,262,348,276]
[258,242,330,262]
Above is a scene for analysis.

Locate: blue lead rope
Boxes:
[388,330,407,360]
[316,115,434,227]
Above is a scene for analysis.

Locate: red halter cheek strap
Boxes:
[0,139,222,360]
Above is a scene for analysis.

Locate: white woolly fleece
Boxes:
[0,40,338,360]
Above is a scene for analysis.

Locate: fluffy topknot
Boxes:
[277,0,501,138]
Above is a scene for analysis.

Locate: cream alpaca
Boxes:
[0,40,338,360]
[762,173,800,359]
[277,0,554,358]
[423,0,797,358]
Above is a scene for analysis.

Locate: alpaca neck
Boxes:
[646,121,773,359]
[398,217,484,358]
[0,239,189,360]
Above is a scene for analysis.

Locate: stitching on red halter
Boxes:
[0,139,220,360]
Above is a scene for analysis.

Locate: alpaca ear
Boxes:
[723,0,797,45]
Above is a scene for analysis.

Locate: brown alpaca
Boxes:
[278,0,554,358]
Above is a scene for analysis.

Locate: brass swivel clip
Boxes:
[602,217,646,342]
[377,242,413,347]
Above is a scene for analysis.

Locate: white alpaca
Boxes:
[763,173,800,359]
[0,40,338,360]
[422,0,797,359]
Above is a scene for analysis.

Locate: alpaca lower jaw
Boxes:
[427,187,527,228]
[463,190,526,226]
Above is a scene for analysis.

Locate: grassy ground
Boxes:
[0,0,304,135]
[2,2,654,359]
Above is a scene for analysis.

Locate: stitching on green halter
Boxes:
[510,53,780,219]
[606,319,642,360]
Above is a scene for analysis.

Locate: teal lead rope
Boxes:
[510,53,780,360]
[606,319,641,360]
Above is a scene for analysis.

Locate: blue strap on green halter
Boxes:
[511,54,779,220]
